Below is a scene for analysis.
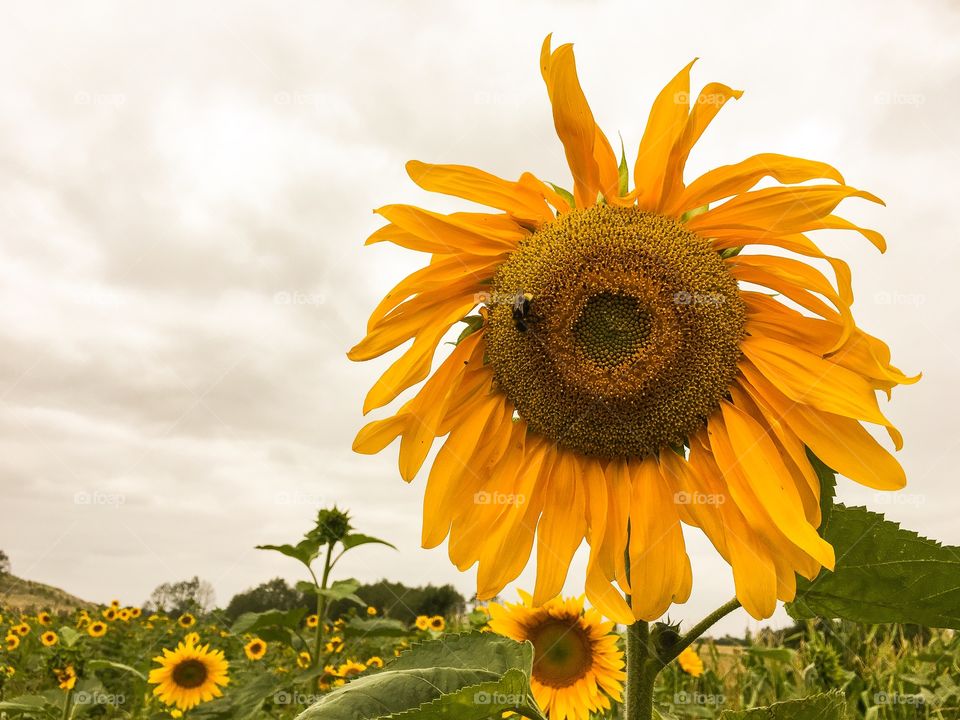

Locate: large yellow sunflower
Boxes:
[489,593,624,720]
[350,36,917,622]
[148,637,230,711]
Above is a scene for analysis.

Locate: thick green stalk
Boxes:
[310,542,335,668]
[625,620,655,720]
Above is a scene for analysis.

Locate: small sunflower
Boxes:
[489,593,624,720]
[366,656,384,669]
[102,608,117,621]
[37,611,53,626]
[336,660,367,680]
[305,614,319,629]
[40,631,58,647]
[88,621,108,638]
[677,646,704,677]
[325,636,344,653]
[177,613,196,628]
[53,665,77,691]
[148,637,230,711]
[118,609,131,622]
[244,638,267,661]
[317,664,339,691]
[414,616,430,631]
[184,632,200,646]
[12,623,29,637]
[366,606,378,617]
[130,607,142,619]
[4,665,15,677]
[110,599,120,608]
[350,35,917,622]
[296,651,312,669]
[4,634,19,651]
[428,616,446,632]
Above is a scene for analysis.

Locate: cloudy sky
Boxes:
[2,0,958,637]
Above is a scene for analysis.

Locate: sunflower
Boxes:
[4,634,19,651]
[244,638,267,660]
[336,660,367,679]
[349,36,917,622]
[53,665,77,691]
[130,607,142,619]
[305,614,319,629]
[677,646,704,677]
[88,621,108,638]
[148,637,230,711]
[119,609,131,622]
[366,606,378,616]
[414,616,430,631]
[296,651,312,669]
[102,608,117,621]
[325,636,344,653]
[40,630,59,647]
[11,623,29,637]
[366,655,384,669]
[177,613,196,628]
[317,664,340,691]
[110,599,120,608]
[489,593,624,720]
[37,611,52,626]
[428,616,445,632]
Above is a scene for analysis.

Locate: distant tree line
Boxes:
[222,577,466,623]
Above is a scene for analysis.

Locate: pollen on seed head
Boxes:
[484,204,746,458]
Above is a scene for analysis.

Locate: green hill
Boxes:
[0,574,95,614]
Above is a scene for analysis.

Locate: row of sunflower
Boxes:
[0,599,485,719]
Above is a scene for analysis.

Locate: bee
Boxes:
[512,292,535,332]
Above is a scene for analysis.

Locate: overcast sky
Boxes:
[2,0,958,638]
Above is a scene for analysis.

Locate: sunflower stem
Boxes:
[658,597,741,666]
[625,620,655,720]
[61,690,74,720]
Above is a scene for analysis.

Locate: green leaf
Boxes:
[719,690,846,719]
[59,625,82,647]
[231,607,308,635]
[0,695,57,718]
[680,204,709,223]
[807,448,837,533]
[191,672,283,720]
[389,668,544,720]
[617,134,629,196]
[340,533,398,552]
[787,505,960,629]
[256,538,322,567]
[342,617,409,638]
[296,633,540,720]
[316,578,365,607]
[389,632,532,674]
[87,658,147,681]
[455,316,485,345]
[548,183,575,208]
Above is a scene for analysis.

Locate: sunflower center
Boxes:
[172,659,209,689]
[572,292,652,367]
[484,205,745,458]
[529,620,592,688]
